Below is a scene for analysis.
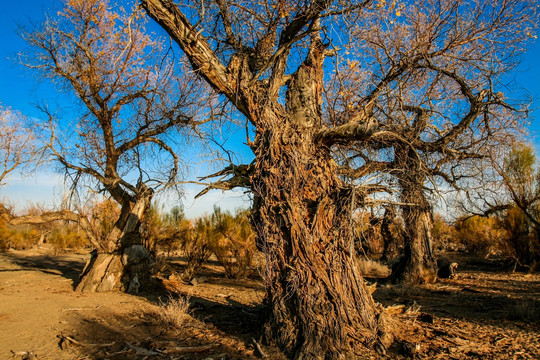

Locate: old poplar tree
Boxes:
[23,0,207,292]
[141,0,537,358]
[329,0,535,284]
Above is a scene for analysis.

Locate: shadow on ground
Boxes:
[373,257,540,332]
[1,251,86,288]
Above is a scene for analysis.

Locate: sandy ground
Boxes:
[1,247,539,359]
[0,247,265,360]
[0,248,160,359]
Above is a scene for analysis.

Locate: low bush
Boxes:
[356,258,391,278]
[454,215,505,256]
[0,222,40,251]
[47,226,88,252]
[210,208,257,278]
[159,295,191,330]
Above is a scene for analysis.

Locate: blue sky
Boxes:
[1,0,539,216]
[0,0,253,216]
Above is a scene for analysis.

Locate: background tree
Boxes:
[22,0,208,292]
[142,0,538,357]
[328,0,534,283]
[0,106,38,187]
[494,143,540,268]
[0,106,40,238]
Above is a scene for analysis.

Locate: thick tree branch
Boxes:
[315,118,378,146]
[141,0,249,115]
[338,160,392,179]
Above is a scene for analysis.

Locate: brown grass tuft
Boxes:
[356,259,391,278]
[159,295,191,329]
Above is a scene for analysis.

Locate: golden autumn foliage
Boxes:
[143,205,258,279]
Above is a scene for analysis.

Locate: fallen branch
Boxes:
[57,334,115,350]
[161,343,219,354]
[10,350,38,359]
[126,342,163,356]
[62,305,101,311]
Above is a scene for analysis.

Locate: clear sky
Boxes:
[0,0,254,217]
[0,0,539,216]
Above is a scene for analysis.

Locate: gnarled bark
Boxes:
[141,1,389,357]
[389,146,438,284]
[252,123,388,359]
[76,195,154,292]
[390,208,438,284]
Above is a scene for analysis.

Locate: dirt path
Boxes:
[0,248,264,360]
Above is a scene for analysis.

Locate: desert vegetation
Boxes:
[0,0,539,359]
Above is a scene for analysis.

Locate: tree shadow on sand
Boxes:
[1,251,86,289]
[59,286,278,359]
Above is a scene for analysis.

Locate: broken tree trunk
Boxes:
[76,196,153,293]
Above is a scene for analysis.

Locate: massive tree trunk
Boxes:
[252,124,388,359]
[76,195,154,293]
[390,204,437,284]
[390,146,438,284]
[248,39,387,359]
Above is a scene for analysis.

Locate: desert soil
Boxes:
[0,247,539,359]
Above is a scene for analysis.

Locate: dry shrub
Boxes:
[159,295,191,329]
[356,258,391,278]
[160,220,193,257]
[498,206,540,267]
[431,213,456,254]
[454,216,505,256]
[179,216,214,281]
[0,204,88,253]
[0,222,40,251]
[210,208,257,278]
[141,205,258,280]
[47,225,88,252]
[141,204,196,258]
